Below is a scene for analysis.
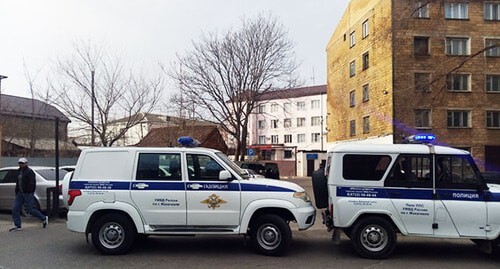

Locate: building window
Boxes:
[445,2,469,19]
[413,1,430,18]
[284,150,293,159]
[485,39,500,57]
[283,102,291,112]
[284,118,292,128]
[258,120,266,129]
[311,133,321,143]
[414,36,430,55]
[270,103,279,113]
[311,116,321,126]
[363,116,370,134]
[349,91,356,107]
[284,134,292,143]
[446,37,470,55]
[350,60,356,77]
[486,111,500,128]
[258,104,266,114]
[297,117,306,127]
[362,84,369,102]
[350,31,356,47]
[311,99,320,109]
[447,110,471,128]
[486,75,500,92]
[415,109,431,128]
[297,134,305,143]
[362,52,369,70]
[271,119,279,128]
[362,20,369,38]
[415,72,431,92]
[297,101,305,111]
[258,136,266,144]
[271,135,279,144]
[350,120,356,136]
[447,74,470,92]
[484,2,500,21]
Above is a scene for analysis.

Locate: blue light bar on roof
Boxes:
[404,133,436,144]
[177,136,200,147]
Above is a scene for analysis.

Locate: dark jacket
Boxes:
[15,167,37,194]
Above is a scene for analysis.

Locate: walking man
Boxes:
[9,158,48,231]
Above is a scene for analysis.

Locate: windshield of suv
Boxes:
[215,152,251,179]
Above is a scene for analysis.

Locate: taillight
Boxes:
[329,203,334,216]
[68,190,82,206]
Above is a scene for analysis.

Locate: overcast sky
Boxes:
[0,0,349,99]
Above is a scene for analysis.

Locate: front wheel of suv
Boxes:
[250,214,291,256]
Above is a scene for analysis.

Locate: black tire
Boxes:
[91,213,136,255]
[350,216,396,259]
[250,214,292,256]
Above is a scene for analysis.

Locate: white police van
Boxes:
[313,135,500,259]
[64,137,315,256]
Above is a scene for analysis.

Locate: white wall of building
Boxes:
[248,90,327,176]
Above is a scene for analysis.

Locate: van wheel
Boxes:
[91,214,136,255]
[351,216,396,259]
[251,214,291,256]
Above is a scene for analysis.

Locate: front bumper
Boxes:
[291,204,316,230]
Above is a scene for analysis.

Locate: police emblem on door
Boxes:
[201,194,227,209]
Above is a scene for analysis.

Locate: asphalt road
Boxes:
[0,178,498,268]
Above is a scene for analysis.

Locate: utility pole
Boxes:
[91,70,95,146]
[0,75,7,111]
[0,75,7,167]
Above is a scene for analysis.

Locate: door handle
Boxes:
[189,183,203,190]
[134,183,149,189]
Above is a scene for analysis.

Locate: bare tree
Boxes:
[167,14,300,161]
[51,41,164,147]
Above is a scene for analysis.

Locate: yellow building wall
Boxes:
[326,0,394,142]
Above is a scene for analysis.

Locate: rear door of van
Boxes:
[130,151,187,229]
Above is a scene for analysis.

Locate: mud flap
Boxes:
[331,228,341,245]
[477,240,493,254]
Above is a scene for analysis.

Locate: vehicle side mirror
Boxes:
[219,170,233,181]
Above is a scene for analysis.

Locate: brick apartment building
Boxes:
[326,0,500,171]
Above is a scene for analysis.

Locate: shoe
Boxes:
[42,216,48,228]
[9,226,22,232]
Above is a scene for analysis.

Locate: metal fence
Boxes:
[1,156,78,168]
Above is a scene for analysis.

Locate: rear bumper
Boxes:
[67,211,87,233]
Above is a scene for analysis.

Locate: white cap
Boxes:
[18,158,28,164]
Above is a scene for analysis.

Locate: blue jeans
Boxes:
[12,192,46,228]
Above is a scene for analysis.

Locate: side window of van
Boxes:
[385,155,432,187]
[187,154,224,181]
[343,154,391,181]
[136,153,182,181]
[436,155,480,189]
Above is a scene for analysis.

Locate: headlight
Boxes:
[293,191,311,202]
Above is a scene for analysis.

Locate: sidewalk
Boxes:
[0,211,65,232]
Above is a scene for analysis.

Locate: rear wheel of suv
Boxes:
[251,214,291,256]
[351,216,396,259]
[91,213,136,255]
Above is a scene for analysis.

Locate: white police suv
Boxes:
[312,134,500,259]
[64,137,315,256]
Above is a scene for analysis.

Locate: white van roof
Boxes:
[327,143,469,155]
[80,146,222,154]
